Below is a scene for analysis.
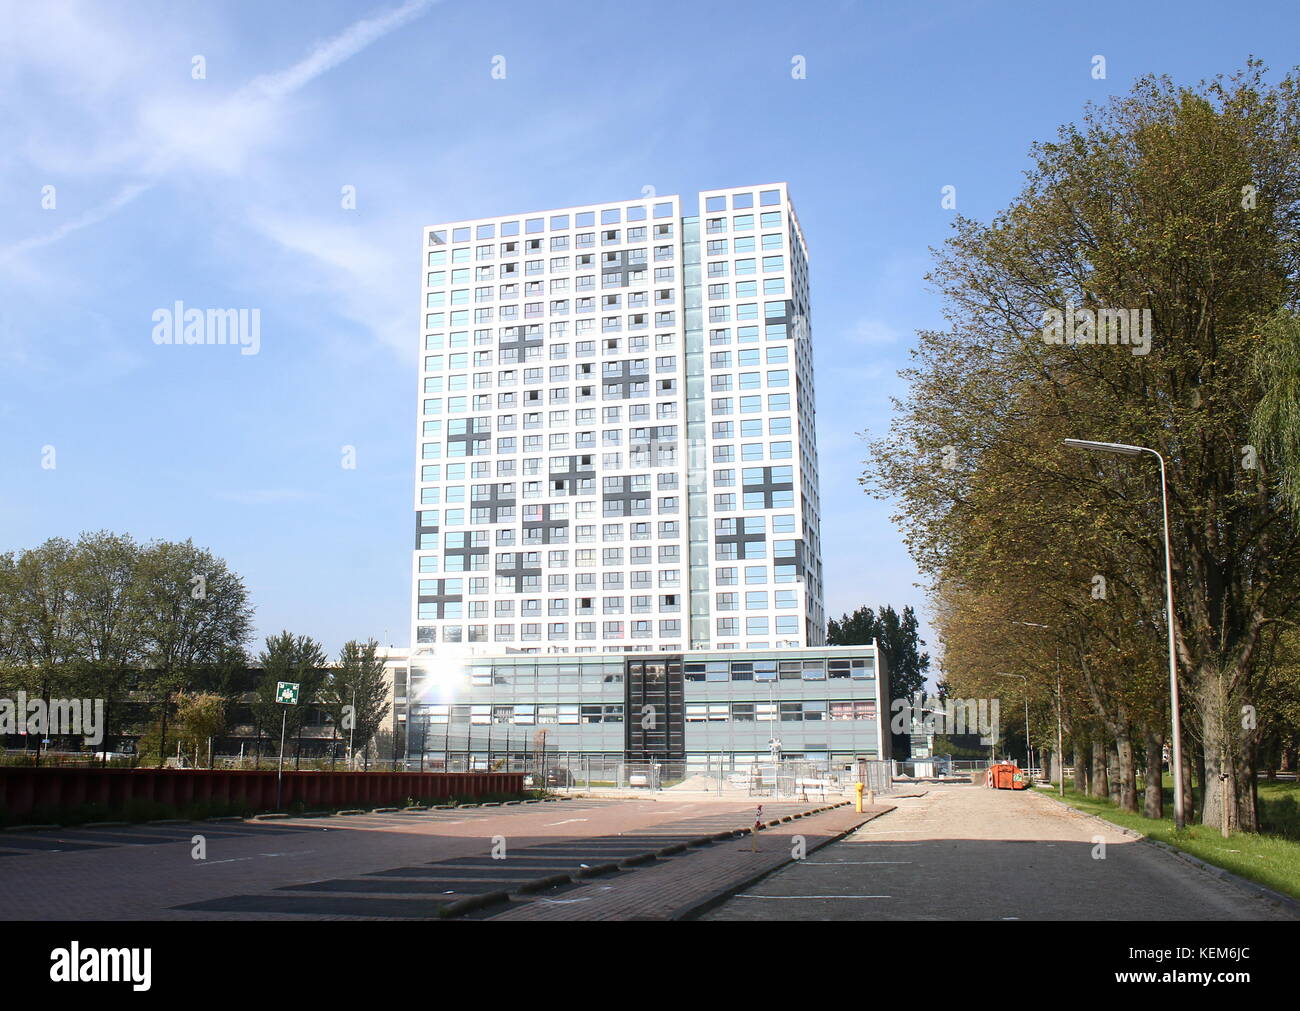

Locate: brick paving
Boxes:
[0,797,852,920]
[489,804,890,920]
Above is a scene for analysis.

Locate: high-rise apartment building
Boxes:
[410,184,823,658]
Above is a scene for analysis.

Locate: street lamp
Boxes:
[995,673,1031,773]
[1064,438,1185,830]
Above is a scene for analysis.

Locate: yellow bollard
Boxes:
[855,781,864,813]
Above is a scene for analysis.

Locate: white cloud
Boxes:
[0,0,441,263]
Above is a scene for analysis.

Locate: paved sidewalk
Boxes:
[491,804,891,920]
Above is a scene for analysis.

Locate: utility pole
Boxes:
[1064,439,1185,830]
[1056,649,1064,797]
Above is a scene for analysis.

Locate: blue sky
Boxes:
[1,0,1293,661]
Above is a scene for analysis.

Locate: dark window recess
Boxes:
[624,655,684,760]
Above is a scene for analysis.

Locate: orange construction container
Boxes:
[986,763,1029,790]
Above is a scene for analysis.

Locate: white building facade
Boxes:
[411,184,824,658]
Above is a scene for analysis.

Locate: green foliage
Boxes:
[251,632,329,751]
[172,691,226,767]
[865,61,1300,831]
[0,531,253,761]
[319,639,390,765]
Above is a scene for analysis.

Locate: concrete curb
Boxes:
[2,794,540,832]
[575,861,620,878]
[673,807,891,921]
[513,873,572,895]
[1036,790,1300,918]
[437,889,512,919]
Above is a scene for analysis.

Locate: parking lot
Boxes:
[0,797,862,920]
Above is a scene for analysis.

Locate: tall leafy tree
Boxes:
[0,539,80,763]
[65,531,149,761]
[867,62,1300,831]
[320,639,391,767]
[135,538,254,765]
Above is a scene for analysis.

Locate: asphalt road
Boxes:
[704,784,1296,921]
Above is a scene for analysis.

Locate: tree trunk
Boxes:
[1115,734,1139,813]
[1143,731,1164,819]
[100,692,112,766]
[1106,744,1121,805]
[34,685,50,767]
[1090,732,1109,798]
[1192,735,1206,803]
[1198,677,1259,834]
[1072,739,1088,795]
[157,702,170,769]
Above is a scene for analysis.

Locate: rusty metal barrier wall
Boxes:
[0,768,525,819]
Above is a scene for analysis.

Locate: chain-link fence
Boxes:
[362,747,899,797]
[744,759,893,798]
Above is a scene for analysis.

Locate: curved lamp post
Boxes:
[1064,438,1184,830]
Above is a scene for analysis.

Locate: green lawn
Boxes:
[1039,779,1300,902]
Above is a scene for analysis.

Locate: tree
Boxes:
[828,604,930,757]
[172,691,227,768]
[320,639,390,768]
[252,632,328,767]
[135,539,254,766]
[0,539,79,764]
[65,531,149,762]
[866,62,1300,831]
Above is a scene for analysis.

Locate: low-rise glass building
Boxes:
[403,643,889,770]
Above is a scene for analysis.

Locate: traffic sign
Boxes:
[276,681,300,705]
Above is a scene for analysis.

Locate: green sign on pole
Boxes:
[274,681,300,812]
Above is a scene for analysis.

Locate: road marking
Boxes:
[801,861,913,865]
[545,818,589,826]
[538,896,593,904]
[734,894,891,900]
